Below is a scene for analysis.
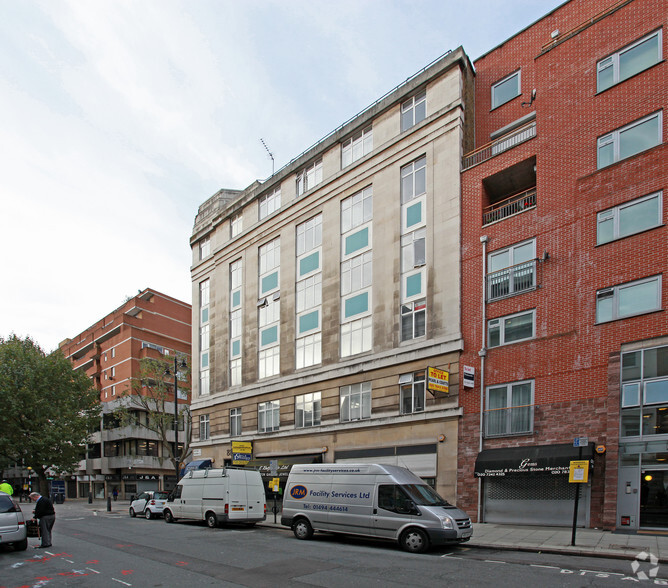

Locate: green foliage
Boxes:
[0,335,101,492]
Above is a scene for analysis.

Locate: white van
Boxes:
[163,468,266,527]
[281,463,472,553]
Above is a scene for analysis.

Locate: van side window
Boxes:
[378,485,414,514]
[170,486,182,501]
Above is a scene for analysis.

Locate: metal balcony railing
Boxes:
[483,188,536,226]
[487,260,536,301]
[484,404,534,438]
[462,121,536,170]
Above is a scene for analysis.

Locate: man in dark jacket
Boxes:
[29,492,55,548]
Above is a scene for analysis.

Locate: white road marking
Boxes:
[65,559,74,563]
[87,568,101,574]
[112,579,132,586]
[531,565,560,569]
[484,559,507,564]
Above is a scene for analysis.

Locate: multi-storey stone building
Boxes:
[60,289,191,499]
[459,0,666,530]
[190,49,474,501]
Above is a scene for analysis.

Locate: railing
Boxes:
[483,188,536,226]
[487,259,536,301]
[484,404,534,438]
[462,121,536,170]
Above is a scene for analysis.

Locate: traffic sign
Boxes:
[573,436,588,447]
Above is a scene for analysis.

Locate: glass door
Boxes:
[640,469,668,528]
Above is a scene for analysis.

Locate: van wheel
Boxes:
[292,518,313,540]
[206,512,218,528]
[129,507,136,517]
[400,528,429,553]
[164,510,175,523]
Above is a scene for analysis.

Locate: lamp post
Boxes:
[166,357,188,484]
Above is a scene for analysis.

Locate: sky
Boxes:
[0,0,565,353]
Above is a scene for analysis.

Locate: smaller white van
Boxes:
[281,463,472,553]
[164,468,266,527]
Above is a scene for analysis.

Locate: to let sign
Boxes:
[427,367,449,396]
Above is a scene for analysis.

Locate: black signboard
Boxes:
[474,443,594,477]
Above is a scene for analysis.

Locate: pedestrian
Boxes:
[29,491,55,549]
[113,487,118,501]
[0,479,13,495]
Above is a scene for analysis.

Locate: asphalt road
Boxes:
[1,503,667,587]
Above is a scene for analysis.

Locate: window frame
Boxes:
[230,213,242,238]
[295,392,322,428]
[230,408,242,436]
[597,111,663,169]
[491,70,521,110]
[340,382,372,422]
[199,414,210,441]
[596,275,662,323]
[488,309,536,348]
[341,126,372,168]
[401,299,426,341]
[258,400,280,433]
[259,188,281,220]
[296,159,323,196]
[199,236,210,260]
[485,380,534,438]
[596,191,663,245]
[401,90,427,132]
[399,370,426,414]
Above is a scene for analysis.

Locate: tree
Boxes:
[0,335,101,494]
[117,356,192,481]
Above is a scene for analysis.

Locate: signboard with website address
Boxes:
[232,441,252,465]
[427,367,449,396]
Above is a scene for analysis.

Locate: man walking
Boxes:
[29,492,55,549]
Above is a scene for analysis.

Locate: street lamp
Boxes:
[165,357,188,484]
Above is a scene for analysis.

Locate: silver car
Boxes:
[129,491,169,519]
[0,491,28,551]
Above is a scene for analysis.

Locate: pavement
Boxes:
[49,499,668,563]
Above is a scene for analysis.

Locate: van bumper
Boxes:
[427,528,472,545]
[280,515,293,527]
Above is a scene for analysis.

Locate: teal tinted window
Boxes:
[299,310,319,334]
[231,339,241,357]
[344,292,369,318]
[299,251,320,277]
[261,271,279,294]
[345,227,369,256]
[232,290,241,308]
[406,273,422,298]
[261,326,278,347]
[406,201,422,228]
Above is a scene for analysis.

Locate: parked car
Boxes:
[0,491,28,551]
[129,491,169,519]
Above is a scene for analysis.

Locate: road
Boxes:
[1,502,666,587]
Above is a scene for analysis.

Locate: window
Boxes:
[596,276,661,323]
[401,300,426,341]
[491,70,520,109]
[341,317,372,357]
[230,260,242,386]
[231,213,242,238]
[342,126,372,167]
[259,346,280,379]
[341,186,372,233]
[296,160,323,196]
[258,400,279,433]
[401,90,426,132]
[259,188,281,220]
[199,414,210,441]
[597,30,662,92]
[297,215,322,256]
[487,239,536,300]
[296,332,321,369]
[488,310,535,347]
[200,369,210,397]
[229,359,241,387]
[295,392,321,428]
[597,191,663,245]
[259,239,280,378]
[340,382,371,422]
[341,252,372,296]
[597,111,662,168]
[111,347,115,359]
[230,408,242,437]
[400,371,425,414]
[401,157,426,204]
[199,237,210,260]
[296,215,322,369]
[485,381,533,437]
[199,279,210,397]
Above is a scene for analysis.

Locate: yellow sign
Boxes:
[232,441,252,453]
[270,477,280,492]
[569,460,589,483]
[427,367,449,395]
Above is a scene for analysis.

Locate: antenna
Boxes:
[260,138,275,176]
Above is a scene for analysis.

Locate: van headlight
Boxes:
[439,516,454,529]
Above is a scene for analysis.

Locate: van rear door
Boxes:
[227,471,249,521]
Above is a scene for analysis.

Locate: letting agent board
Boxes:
[427,367,449,396]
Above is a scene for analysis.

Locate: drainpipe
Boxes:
[478,235,488,523]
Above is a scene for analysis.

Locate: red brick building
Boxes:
[60,289,191,499]
[459,0,666,529]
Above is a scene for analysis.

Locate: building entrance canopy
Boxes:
[474,443,593,477]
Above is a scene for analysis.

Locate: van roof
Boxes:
[288,463,422,483]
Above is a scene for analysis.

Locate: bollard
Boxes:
[107,496,112,512]
[88,491,92,504]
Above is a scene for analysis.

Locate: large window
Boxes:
[342,127,372,167]
[296,215,322,369]
[621,345,668,438]
[487,239,536,300]
[340,382,371,422]
[230,408,242,437]
[258,400,279,433]
[199,414,210,441]
[485,381,533,437]
[401,300,426,340]
[400,156,426,204]
[230,260,243,387]
[597,112,662,169]
[230,213,242,238]
[259,239,280,378]
[199,237,210,260]
[597,30,662,92]
[491,70,520,109]
[596,276,662,323]
[597,191,663,245]
[295,392,321,428]
[296,160,323,196]
[259,188,281,220]
[488,310,535,347]
[199,279,210,397]
[399,371,425,414]
[401,90,426,132]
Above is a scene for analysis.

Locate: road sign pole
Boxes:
[571,445,583,546]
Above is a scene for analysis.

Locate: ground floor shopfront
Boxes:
[73,471,178,500]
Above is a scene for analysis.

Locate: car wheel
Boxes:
[400,528,429,553]
[292,518,313,540]
[164,510,175,523]
[129,507,136,517]
[145,509,153,520]
[14,538,28,551]
[205,512,218,528]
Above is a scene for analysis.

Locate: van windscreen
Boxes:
[402,484,452,507]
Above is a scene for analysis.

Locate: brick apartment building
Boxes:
[60,289,191,499]
[459,0,666,530]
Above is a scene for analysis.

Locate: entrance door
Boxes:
[640,469,668,528]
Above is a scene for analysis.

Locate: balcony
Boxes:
[483,187,536,226]
[484,404,535,438]
[487,260,536,301]
[462,120,536,170]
